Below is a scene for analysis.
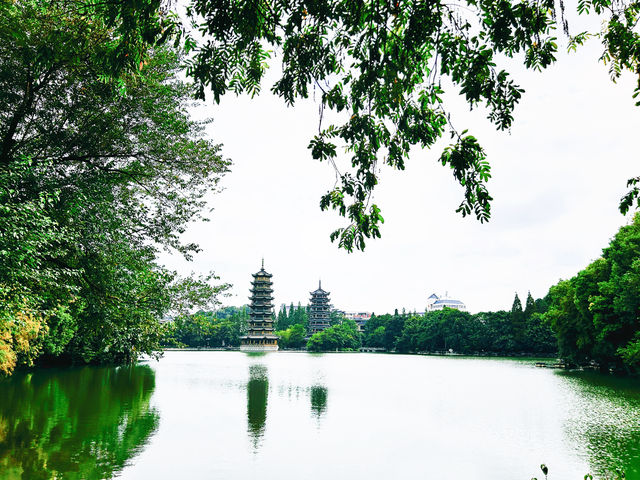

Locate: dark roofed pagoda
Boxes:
[240,260,278,351]
[308,280,332,335]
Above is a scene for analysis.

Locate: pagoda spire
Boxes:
[319,279,321,289]
[262,257,264,269]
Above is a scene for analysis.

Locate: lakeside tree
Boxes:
[511,293,526,348]
[525,292,537,319]
[276,305,288,330]
[276,324,307,349]
[307,320,361,352]
[329,309,346,326]
[545,213,640,372]
[0,1,229,374]
[165,307,248,348]
[365,301,555,354]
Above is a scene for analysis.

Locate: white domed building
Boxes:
[426,293,467,312]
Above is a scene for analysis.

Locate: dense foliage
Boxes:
[0,1,228,375]
[276,304,346,348]
[364,297,556,354]
[276,324,307,349]
[544,213,640,372]
[164,307,248,348]
[276,303,309,331]
[306,320,362,352]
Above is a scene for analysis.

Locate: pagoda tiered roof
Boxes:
[252,268,273,278]
[250,285,273,291]
[308,280,333,336]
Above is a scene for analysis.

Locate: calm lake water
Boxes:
[1,351,640,479]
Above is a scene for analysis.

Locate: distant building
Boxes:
[308,281,332,335]
[342,311,372,332]
[426,293,467,312]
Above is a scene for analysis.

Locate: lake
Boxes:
[1,351,640,479]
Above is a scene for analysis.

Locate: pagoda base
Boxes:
[240,344,279,352]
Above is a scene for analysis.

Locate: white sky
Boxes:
[161,25,639,315]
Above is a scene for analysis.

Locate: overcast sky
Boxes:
[161,26,639,315]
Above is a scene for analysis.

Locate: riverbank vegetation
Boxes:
[0,1,228,375]
[544,213,640,373]
[163,307,248,348]
[307,321,362,352]
[367,296,555,355]
[2,0,639,376]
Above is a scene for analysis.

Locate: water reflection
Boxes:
[559,371,640,480]
[310,385,328,419]
[246,364,268,450]
[0,365,159,480]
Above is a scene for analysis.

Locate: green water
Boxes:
[1,352,640,479]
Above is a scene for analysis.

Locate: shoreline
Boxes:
[161,347,557,359]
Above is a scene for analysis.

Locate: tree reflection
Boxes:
[246,364,268,450]
[560,371,640,480]
[0,365,158,480]
[310,385,328,420]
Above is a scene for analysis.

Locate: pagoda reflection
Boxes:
[310,384,328,419]
[246,364,269,450]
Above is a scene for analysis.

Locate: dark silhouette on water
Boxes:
[310,385,328,419]
[246,364,269,450]
[0,365,159,479]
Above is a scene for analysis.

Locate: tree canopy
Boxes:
[6,0,637,254]
[138,0,640,250]
[0,0,229,373]
[545,213,640,372]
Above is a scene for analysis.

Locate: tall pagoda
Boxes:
[240,260,278,351]
[308,280,332,335]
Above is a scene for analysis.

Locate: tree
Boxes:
[391,306,556,355]
[307,320,361,352]
[180,0,640,250]
[276,305,288,330]
[55,0,640,251]
[510,293,526,347]
[0,1,229,373]
[290,302,309,328]
[545,213,640,371]
[524,291,536,319]
[329,309,345,326]
[370,326,386,348]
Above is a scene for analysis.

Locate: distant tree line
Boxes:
[291,292,555,354]
[163,214,640,372]
[163,307,248,348]
[276,303,309,331]
[275,304,345,349]
[363,296,555,355]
